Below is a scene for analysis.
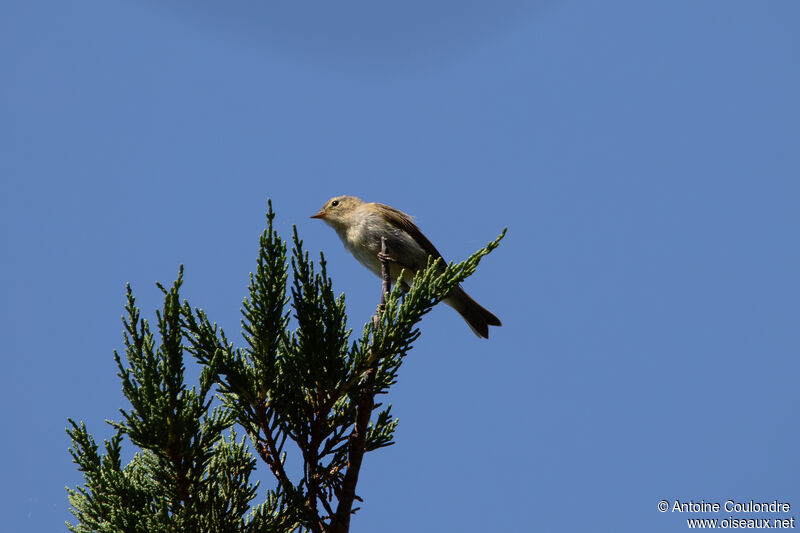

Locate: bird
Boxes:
[311,195,501,338]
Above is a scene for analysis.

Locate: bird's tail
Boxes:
[444,286,502,339]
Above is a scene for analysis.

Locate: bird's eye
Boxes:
[331,200,339,207]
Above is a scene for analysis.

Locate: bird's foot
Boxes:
[377,251,395,264]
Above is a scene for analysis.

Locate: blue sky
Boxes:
[1,1,798,531]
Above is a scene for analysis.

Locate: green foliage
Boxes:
[67,200,504,533]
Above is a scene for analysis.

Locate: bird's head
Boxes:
[311,195,364,229]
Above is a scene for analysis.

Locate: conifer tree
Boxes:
[67,201,505,532]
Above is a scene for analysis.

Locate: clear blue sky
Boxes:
[2,1,798,531]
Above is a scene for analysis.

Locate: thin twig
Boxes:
[318,490,335,519]
[329,236,391,533]
[377,236,391,315]
[255,403,294,496]
[304,409,323,531]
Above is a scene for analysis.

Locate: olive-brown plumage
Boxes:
[311,195,501,338]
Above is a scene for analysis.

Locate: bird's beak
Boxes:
[310,210,326,219]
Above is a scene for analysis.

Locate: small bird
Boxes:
[311,195,501,338]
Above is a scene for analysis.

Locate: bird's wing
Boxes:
[372,203,445,260]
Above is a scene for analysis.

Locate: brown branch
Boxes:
[318,490,335,519]
[304,404,324,533]
[255,402,294,496]
[329,237,391,533]
[257,403,327,532]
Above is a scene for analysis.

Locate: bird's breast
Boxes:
[335,221,382,276]
[334,211,431,285]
